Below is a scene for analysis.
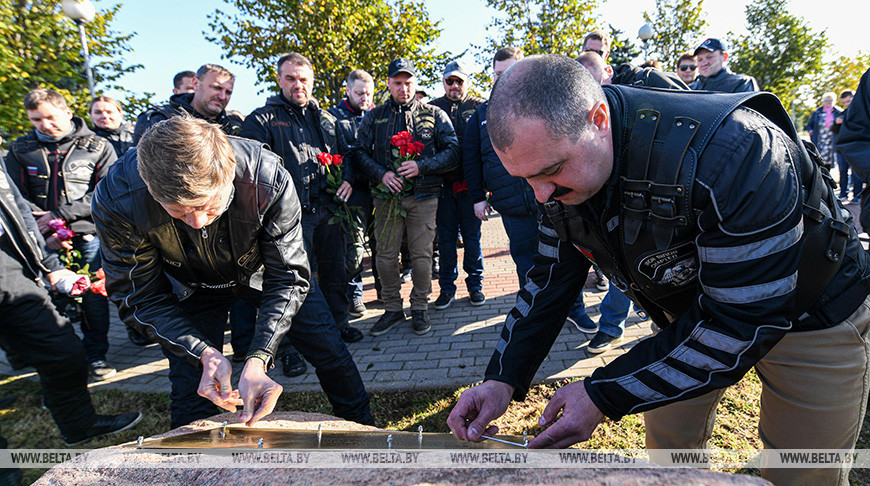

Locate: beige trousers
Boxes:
[645,296,870,485]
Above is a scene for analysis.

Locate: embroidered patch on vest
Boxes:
[573,243,595,262]
[418,127,434,140]
[637,242,698,287]
[320,116,336,137]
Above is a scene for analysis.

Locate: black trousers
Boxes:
[0,237,96,440]
[165,284,374,429]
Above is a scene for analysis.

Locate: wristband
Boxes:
[245,353,271,368]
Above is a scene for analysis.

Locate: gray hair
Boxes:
[487,54,605,150]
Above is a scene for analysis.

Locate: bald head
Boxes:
[488,54,605,151]
[576,52,612,85]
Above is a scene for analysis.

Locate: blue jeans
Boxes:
[72,235,110,362]
[165,284,372,429]
[837,151,865,197]
[436,188,483,295]
[598,282,632,337]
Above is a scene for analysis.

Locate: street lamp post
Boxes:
[638,23,654,62]
[61,0,96,96]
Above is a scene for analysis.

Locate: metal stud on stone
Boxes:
[137,436,143,447]
[317,424,323,446]
[257,438,264,449]
[388,434,393,450]
[418,425,423,447]
[220,421,228,439]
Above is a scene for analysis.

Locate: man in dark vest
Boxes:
[430,60,486,310]
[5,88,118,380]
[448,55,869,485]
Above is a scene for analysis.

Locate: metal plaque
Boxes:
[133,427,529,450]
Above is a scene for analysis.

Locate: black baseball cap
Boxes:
[694,38,727,55]
[388,58,416,78]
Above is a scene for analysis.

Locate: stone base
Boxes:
[35,412,769,485]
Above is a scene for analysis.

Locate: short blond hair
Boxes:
[137,115,236,206]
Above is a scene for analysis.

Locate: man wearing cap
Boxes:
[430,61,486,310]
[354,58,459,336]
[689,38,758,93]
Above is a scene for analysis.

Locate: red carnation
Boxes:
[332,155,343,166]
[56,227,76,241]
[406,141,425,156]
[48,218,67,232]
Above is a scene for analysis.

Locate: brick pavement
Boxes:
[0,213,653,395]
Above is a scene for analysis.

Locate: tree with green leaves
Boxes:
[0,0,148,142]
[641,0,707,70]
[608,25,642,67]
[480,0,600,58]
[206,0,452,109]
[727,0,826,110]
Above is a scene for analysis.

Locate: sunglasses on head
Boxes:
[445,78,464,86]
[584,48,604,56]
[679,64,697,71]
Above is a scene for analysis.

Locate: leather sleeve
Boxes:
[463,106,487,204]
[132,109,167,146]
[240,109,275,148]
[246,153,312,366]
[416,108,460,175]
[53,143,117,224]
[3,149,42,214]
[1,166,61,273]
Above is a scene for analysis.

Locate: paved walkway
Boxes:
[0,213,652,394]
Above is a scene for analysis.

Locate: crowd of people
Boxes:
[2,26,870,486]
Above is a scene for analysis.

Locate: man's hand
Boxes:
[473,201,492,222]
[237,357,283,427]
[336,181,353,202]
[397,160,420,179]
[33,211,53,234]
[381,171,404,194]
[447,380,514,442]
[46,268,78,291]
[46,234,73,251]
[527,381,604,449]
[198,347,243,412]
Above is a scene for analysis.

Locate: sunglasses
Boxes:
[445,78,464,86]
[679,64,697,71]
[584,48,604,56]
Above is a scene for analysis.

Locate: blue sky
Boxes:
[99,0,863,117]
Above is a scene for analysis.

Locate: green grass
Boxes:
[2,371,869,485]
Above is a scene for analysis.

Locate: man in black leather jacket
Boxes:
[242,52,363,359]
[448,55,870,485]
[0,163,140,446]
[93,116,373,429]
[5,88,118,380]
[355,58,459,337]
[133,63,243,144]
[577,51,688,90]
[689,38,759,93]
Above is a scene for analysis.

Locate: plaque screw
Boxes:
[418,426,423,447]
[258,438,264,449]
[387,434,393,450]
[137,436,143,447]
[220,421,228,439]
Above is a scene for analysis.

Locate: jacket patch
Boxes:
[462,110,476,123]
[637,242,698,287]
[418,127,434,141]
[320,116,336,137]
[27,167,39,176]
[573,243,595,262]
[374,118,389,125]
[162,257,182,268]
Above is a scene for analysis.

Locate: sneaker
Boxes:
[89,360,117,381]
[349,298,366,318]
[280,349,307,377]
[594,268,608,291]
[401,268,413,283]
[63,412,142,446]
[433,293,455,310]
[587,331,623,354]
[411,310,432,335]
[370,311,405,336]
[566,314,598,334]
[339,325,364,343]
[469,290,486,306]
